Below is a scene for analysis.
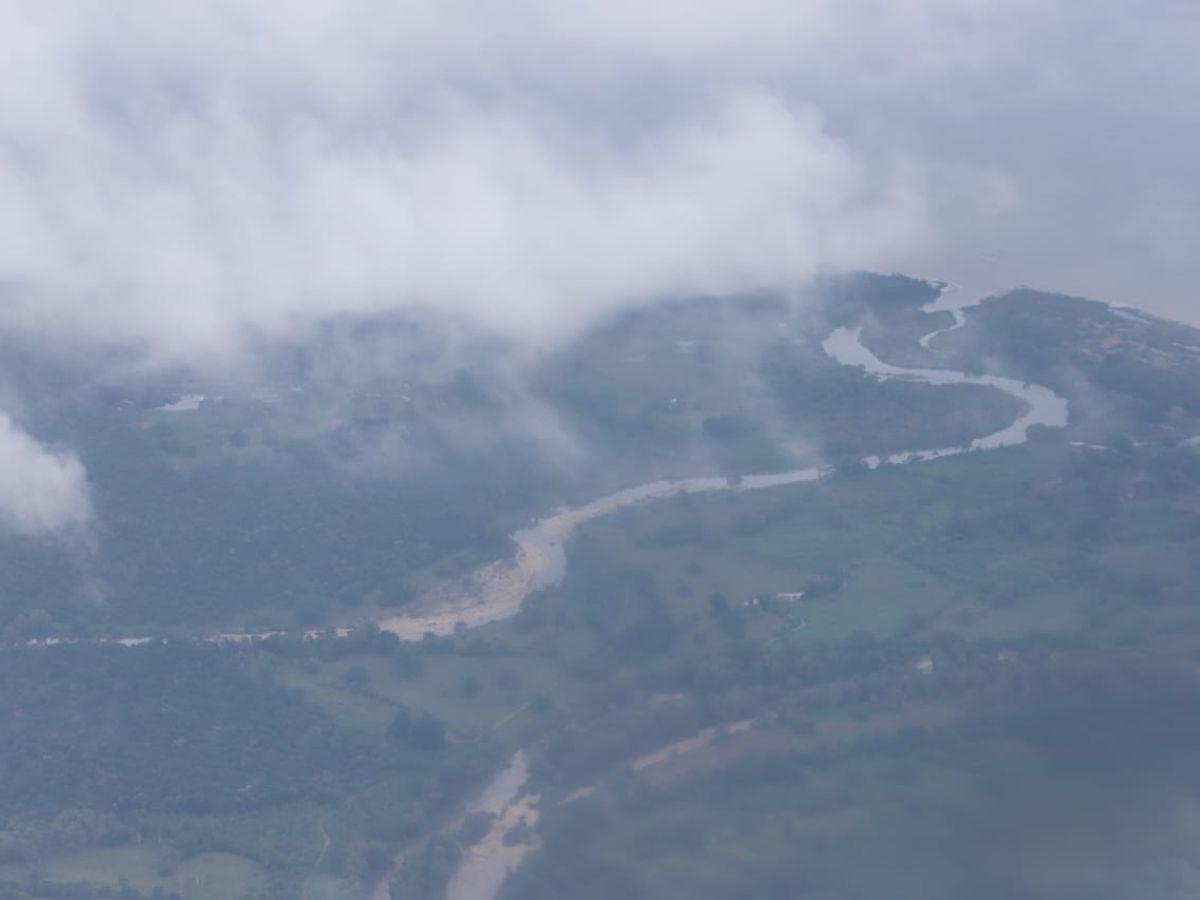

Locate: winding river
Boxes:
[26,287,1069,659]
[371,284,1068,644]
[398,285,1070,899]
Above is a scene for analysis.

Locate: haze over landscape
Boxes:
[0,3,1198,899]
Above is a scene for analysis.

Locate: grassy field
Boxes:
[557,448,1083,647]
[272,649,579,742]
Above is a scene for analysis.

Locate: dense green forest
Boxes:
[0,637,502,897]
[1,276,1199,898]
[0,275,1013,637]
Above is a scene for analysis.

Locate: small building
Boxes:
[772,592,806,602]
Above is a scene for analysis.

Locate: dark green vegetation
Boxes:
[0,275,1017,638]
[953,291,1200,444]
[537,276,1019,480]
[2,276,1199,898]
[500,438,1200,899]
[0,637,502,898]
[0,359,564,631]
[863,287,1200,445]
[509,661,1200,900]
[496,293,1200,899]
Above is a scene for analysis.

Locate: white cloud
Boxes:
[0,0,988,365]
[0,0,1194,365]
[0,0,1191,536]
[0,93,926,362]
[0,412,91,536]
